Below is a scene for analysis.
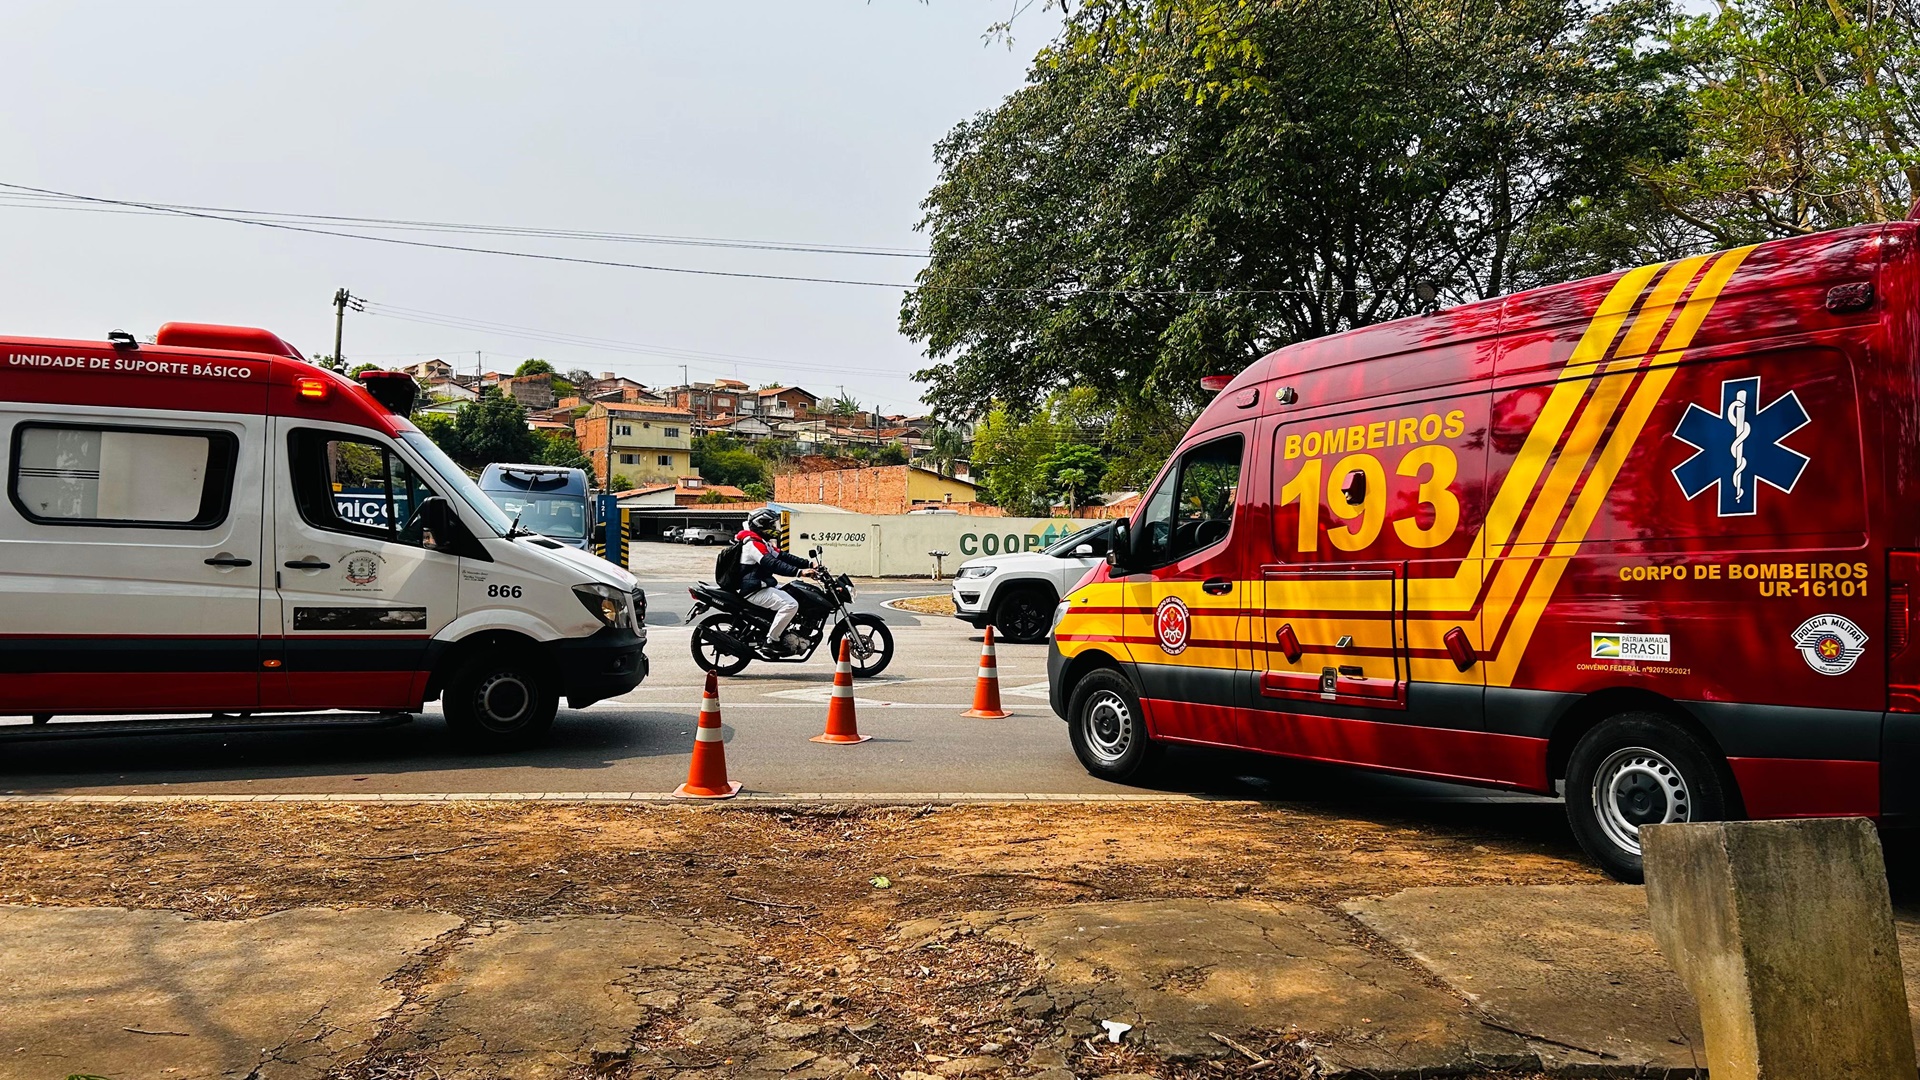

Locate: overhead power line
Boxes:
[0,188,928,258]
[0,181,1361,298]
[359,300,925,386]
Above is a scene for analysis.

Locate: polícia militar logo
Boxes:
[1672,376,1809,517]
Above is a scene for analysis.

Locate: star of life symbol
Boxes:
[1671,376,1810,516]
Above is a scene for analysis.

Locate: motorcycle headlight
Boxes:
[574,583,632,629]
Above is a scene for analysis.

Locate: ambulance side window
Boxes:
[288,429,441,547]
[1135,435,1244,567]
[8,422,238,528]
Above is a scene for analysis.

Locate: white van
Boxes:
[0,323,648,747]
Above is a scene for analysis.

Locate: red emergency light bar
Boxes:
[1199,375,1235,392]
[153,322,304,358]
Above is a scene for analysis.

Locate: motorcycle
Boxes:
[685,548,895,677]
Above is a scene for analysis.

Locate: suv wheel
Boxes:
[1565,712,1731,882]
[992,586,1056,644]
[443,652,558,751]
[1067,668,1160,782]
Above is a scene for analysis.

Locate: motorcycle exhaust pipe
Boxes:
[701,626,758,657]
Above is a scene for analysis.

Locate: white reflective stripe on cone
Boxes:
[978,667,996,679]
[695,723,724,742]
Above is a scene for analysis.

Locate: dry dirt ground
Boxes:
[885,595,957,617]
[1,801,1601,1079]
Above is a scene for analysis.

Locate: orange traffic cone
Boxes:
[674,671,741,799]
[963,626,1011,719]
[812,638,872,745]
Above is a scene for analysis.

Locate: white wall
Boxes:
[786,511,1090,577]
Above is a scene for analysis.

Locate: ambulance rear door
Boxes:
[2,402,266,713]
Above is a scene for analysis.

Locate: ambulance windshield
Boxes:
[400,432,515,536]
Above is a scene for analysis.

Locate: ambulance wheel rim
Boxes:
[474,672,534,729]
[1084,689,1133,763]
[1593,746,1689,856]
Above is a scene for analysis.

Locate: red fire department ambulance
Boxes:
[2,323,648,746]
[1049,221,1920,879]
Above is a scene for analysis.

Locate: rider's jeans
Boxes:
[746,587,799,640]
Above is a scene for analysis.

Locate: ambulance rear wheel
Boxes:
[444,653,557,751]
[1068,669,1160,782]
[1566,713,1730,883]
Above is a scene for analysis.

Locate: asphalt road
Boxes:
[0,543,1562,831]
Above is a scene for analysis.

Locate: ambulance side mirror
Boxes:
[417,496,461,552]
[1105,520,1132,573]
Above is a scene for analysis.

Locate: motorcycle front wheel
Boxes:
[829,614,895,678]
[691,614,754,676]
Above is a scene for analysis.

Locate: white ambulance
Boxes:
[0,322,648,747]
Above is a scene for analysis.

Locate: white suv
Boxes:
[951,522,1113,643]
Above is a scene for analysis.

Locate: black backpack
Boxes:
[715,539,746,592]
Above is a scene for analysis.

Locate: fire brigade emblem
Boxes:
[1792,613,1867,676]
[1672,376,1809,517]
[1154,597,1192,655]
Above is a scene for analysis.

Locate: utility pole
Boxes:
[331,288,364,369]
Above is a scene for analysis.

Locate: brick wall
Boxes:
[774,466,915,515]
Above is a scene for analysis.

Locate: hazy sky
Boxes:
[0,2,1061,414]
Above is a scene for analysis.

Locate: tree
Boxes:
[691,433,768,488]
[743,481,773,500]
[348,362,383,378]
[875,443,909,466]
[1041,443,1108,510]
[924,425,969,478]
[308,353,344,373]
[413,390,592,476]
[1053,468,1091,514]
[566,368,595,387]
[1641,0,1920,244]
[903,0,1685,438]
[515,358,556,377]
[824,392,863,417]
[610,472,633,491]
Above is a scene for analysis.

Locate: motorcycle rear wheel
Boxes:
[691,614,754,676]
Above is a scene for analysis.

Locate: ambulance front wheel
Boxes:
[1565,713,1731,883]
[443,652,558,751]
[1068,669,1161,782]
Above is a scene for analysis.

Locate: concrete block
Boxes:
[1643,817,1915,1080]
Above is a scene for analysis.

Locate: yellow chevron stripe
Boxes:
[1484,245,1756,685]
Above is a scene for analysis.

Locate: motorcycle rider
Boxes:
[735,508,816,655]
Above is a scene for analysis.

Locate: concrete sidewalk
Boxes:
[9,887,1915,1079]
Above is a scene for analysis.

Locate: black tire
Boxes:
[1565,712,1732,883]
[992,585,1056,644]
[691,614,753,676]
[1067,668,1161,782]
[443,651,557,751]
[830,614,895,678]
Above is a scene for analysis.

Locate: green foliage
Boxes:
[348,362,382,378]
[413,393,587,474]
[698,489,732,503]
[1040,443,1108,509]
[515,358,556,377]
[691,433,769,487]
[874,443,909,466]
[905,0,1686,452]
[825,393,863,416]
[1643,0,1920,243]
[610,472,633,490]
[923,425,970,478]
[971,394,1100,516]
[743,481,773,500]
[308,353,343,372]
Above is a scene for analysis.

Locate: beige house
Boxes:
[577,402,695,487]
